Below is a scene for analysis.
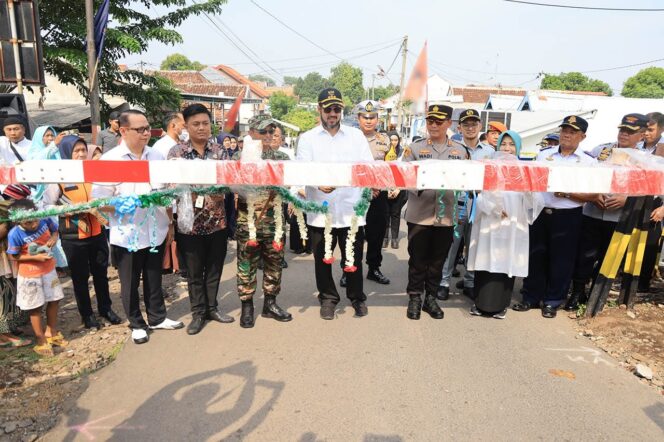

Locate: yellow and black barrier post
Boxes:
[619,196,654,309]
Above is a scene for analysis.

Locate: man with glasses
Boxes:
[92,110,184,345]
[438,109,494,301]
[233,114,293,328]
[403,104,468,320]
[296,88,374,320]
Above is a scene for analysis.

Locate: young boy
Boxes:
[7,199,66,356]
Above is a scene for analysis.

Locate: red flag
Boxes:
[223,88,245,132]
[404,42,428,102]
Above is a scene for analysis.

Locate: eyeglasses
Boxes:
[258,127,275,135]
[126,126,151,135]
[426,119,445,126]
[323,106,343,114]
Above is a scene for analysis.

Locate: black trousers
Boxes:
[365,191,388,269]
[113,242,167,330]
[176,229,228,319]
[61,234,111,319]
[522,207,583,308]
[639,219,662,291]
[385,192,406,240]
[310,225,366,305]
[406,223,454,296]
[572,215,616,285]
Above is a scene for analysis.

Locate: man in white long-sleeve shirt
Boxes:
[296,88,374,320]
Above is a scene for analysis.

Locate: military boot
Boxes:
[407,295,422,320]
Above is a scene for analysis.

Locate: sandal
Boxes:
[33,343,54,357]
[0,336,32,348]
[46,332,69,348]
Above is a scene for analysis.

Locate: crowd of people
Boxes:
[0,87,663,354]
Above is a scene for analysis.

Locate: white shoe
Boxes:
[150,318,184,330]
[132,328,149,344]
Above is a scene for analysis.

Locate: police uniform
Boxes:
[518,115,596,318]
[355,100,391,285]
[234,115,293,328]
[403,104,467,320]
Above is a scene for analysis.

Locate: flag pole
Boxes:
[396,35,408,135]
[85,0,101,141]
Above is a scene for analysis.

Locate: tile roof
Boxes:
[212,65,269,98]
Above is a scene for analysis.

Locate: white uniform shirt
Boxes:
[152,133,179,159]
[296,124,374,228]
[91,141,170,250]
[0,136,31,163]
[536,146,597,209]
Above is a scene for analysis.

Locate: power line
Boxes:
[383,41,404,76]
[504,0,664,12]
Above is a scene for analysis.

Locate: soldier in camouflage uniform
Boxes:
[234,115,293,328]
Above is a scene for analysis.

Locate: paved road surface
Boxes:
[47,236,664,441]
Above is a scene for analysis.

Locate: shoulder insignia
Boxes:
[403,147,412,158]
[427,138,433,145]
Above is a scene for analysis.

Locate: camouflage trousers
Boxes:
[235,221,284,301]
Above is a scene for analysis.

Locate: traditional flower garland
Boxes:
[342,188,373,272]
[295,208,308,246]
[272,194,284,251]
[245,195,258,247]
[322,208,334,264]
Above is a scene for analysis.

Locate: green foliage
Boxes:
[160,53,204,71]
[621,67,664,98]
[282,107,318,132]
[39,0,227,122]
[268,91,297,120]
[248,74,276,87]
[370,84,399,100]
[283,75,300,86]
[540,72,613,96]
[329,62,364,106]
[293,72,330,102]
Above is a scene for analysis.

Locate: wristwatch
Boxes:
[554,192,571,199]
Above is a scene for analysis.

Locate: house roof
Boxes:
[212,65,270,99]
[152,70,209,85]
[178,83,246,97]
[452,86,526,104]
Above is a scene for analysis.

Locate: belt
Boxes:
[543,206,582,215]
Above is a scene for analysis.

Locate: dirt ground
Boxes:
[0,270,186,442]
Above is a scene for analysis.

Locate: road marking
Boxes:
[545,346,614,367]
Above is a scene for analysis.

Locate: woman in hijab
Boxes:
[383,131,407,249]
[465,130,543,319]
[44,135,122,329]
[28,126,61,161]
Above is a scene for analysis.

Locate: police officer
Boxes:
[403,104,468,320]
[234,114,293,328]
[565,113,648,311]
[514,115,597,318]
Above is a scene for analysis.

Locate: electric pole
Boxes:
[396,35,408,134]
[85,0,101,140]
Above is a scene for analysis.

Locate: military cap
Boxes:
[618,113,648,131]
[356,100,380,115]
[426,104,453,120]
[559,115,588,133]
[459,108,481,123]
[248,113,276,130]
[318,88,344,108]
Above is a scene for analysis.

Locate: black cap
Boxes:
[318,88,344,108]
[459,109,481,123]
[2,115,26,128]
[109,111,121,121]
[618,113,648,131]
[559,115,588,133]
[426,104,453,120]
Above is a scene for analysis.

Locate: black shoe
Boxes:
[281,258,288,269]
[542,305,557,318]
[382,238,389,248]
[436,286,449,301]
[563,297,579,312]
[207,310,234,324]
[240,301,255,328]
[452,268,461,277]
[367,268,390,284]
[422,294,444,319]
[455,280,464,289]
[407,295,422,320]
[262,295,293,322]
[187,317,206,335]
[512,301,535,312]
[339,274,347,288]
[82,315,102,330]
[320,304,335,320]
[391,239,399,249]
[351,300,368,317]
[100,309,123,325]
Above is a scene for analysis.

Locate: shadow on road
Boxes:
[643,402,664,432]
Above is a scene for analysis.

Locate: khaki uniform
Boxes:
[367,132,390,161]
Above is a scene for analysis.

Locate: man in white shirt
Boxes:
[92,110,183,344]
[638,112,664,154]
[152,112,184,158]
[0,115,32,163]
[296,88,374,320]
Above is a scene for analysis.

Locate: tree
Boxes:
[621,67,664,98]
[160,53,205,71]
[39,0,227,122]
[370,84,399,101]
[248,74,276,87]
[282,107,318,132]
[540,72,612,96]
[329,62,364,106]
[268,92,297,119]
[293,72,330,102]
[283,76,300,86]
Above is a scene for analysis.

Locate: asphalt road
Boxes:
[46,235,664,441]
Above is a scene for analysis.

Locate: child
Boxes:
[6,199,67,356]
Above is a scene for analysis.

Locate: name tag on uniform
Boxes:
[419,149,432,159]
[195,195,205,208]
[448,149,463,160]
[63,185,78,191]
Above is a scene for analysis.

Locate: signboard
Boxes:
[0,0,45,86]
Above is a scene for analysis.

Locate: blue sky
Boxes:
[122,0,664,94]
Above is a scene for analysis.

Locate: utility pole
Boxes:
[85,0,101,140]
[396,35,408,134]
